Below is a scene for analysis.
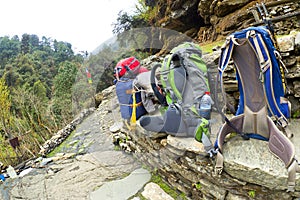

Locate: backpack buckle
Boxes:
[207,148,217,158]
[287,182,295,192]
[241,133,250,140]
[215,166,223,175]
[277,116,288,128]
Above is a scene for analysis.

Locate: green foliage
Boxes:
[0,77,13,138]
[134,0,159,23]
[0,33,84,165]
[0,134,17,166]
[248,190,256,198]
[193,182,202,190]
[112,0,150,35]
[292,110,300,118]
[0,36,20,67]
[33,80,48,102]
[53,61,78,125]
[47,130,76,157]
[53,40,75,64]
[200,40,225,53]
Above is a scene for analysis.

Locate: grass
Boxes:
[129,169,187,200]
[248,190,256,198]
[46,131,76,157]
[200,40,225,53]
[150,173,187,199]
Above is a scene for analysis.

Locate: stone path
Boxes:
[0,109,166,200]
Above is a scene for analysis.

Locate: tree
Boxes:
[52,61,78,125]
[21,34,30,54]
[53,40,74,64]
[33,80,47,102]
[0,36,20,67]
[13,54,38,88]
[0,77,13,138]
[29,34,40,52]
[112,0,152,35]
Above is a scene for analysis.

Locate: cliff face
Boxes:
[152,0,300,42]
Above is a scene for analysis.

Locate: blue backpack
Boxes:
[115,77,147,120]
[215,26,299,192]
[219,26,290,128]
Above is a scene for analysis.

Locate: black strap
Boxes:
[214,72,250,140]
[150,63,168,106]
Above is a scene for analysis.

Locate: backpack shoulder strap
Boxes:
[247,28,289,127]
[267,116,299,192]
[218,36,235,110]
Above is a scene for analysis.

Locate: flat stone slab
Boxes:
[89,168,151,200]
[223,137,300,191]
[142,182,174,200]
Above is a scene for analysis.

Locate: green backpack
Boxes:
[143,42,215,156]
[153,42,210,114]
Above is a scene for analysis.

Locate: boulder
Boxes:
[94,92,104,108]
[223,137,299,191]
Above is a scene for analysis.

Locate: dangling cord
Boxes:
[130,90,137,130]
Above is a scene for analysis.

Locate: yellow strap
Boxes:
[130,90,137,129]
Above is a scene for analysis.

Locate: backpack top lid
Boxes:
[114,57,140,78]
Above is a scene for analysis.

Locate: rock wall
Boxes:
[39,108,95,156]
[97,86,300,200]
[153,0,300,42]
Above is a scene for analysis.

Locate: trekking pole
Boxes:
[261,3,275,36]
[259,2,291,96]
[250,8,261,23]
[255,2,278,42]
[256,3,265,21]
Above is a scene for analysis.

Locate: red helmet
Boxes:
[114,57,140,78]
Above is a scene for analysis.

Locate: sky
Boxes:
[0,0,138,53]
